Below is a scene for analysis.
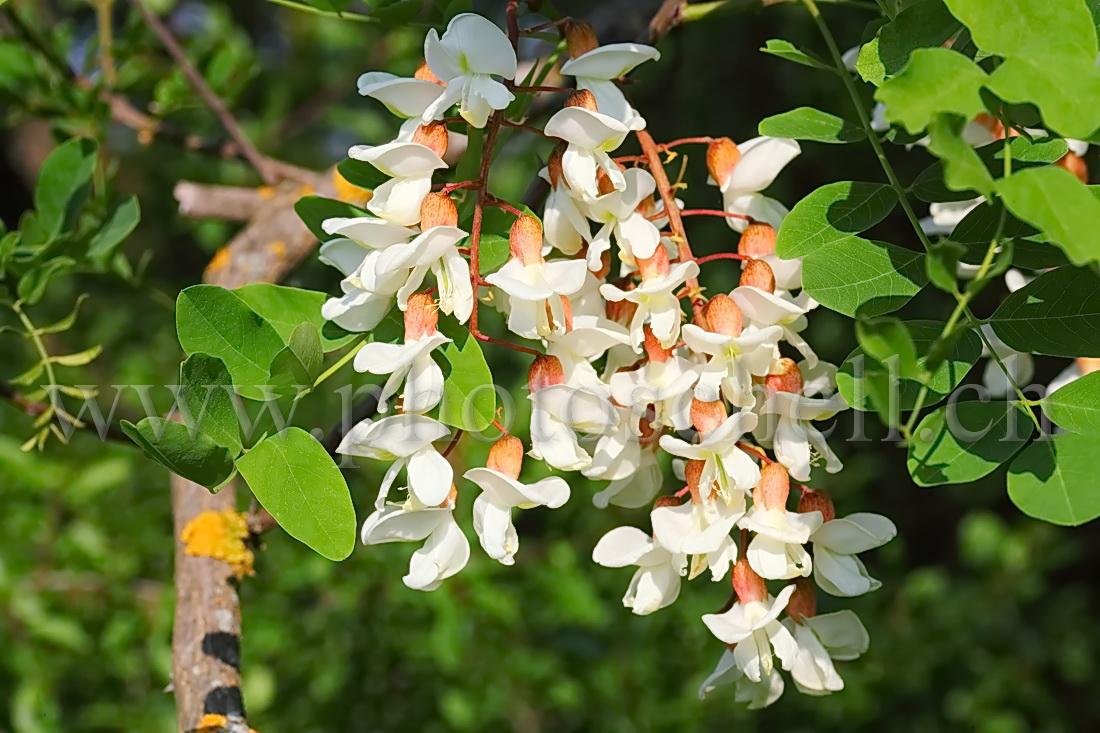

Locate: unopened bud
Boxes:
[740,258,775,293]
[973,112,1005,140]
[510,215,544,266]
[706,137,741,188]
[643,325,671,363]
[704,294,743,337]
[638,405,658,444]
[528,354,564,392]
[738,223,777,257]
[786,578,817,622]
[487,435,524,479]
[1078,357,1100,375]
[562,20,600,59]
[691,398,727,435]
[593,250,611,280]
[684,459,706,492]
[412,121,449,159]
[420,192,458,230]
[403,292,438,341]
[798,487,835,523]
[753,462,790,511]
[1058,152,1088,183]
[732,557,767,604]
[565,89,599,112]
[548,143,567,188]
[765,358,803,396]
[442,483,458,507]
[637,245,670,282]
[606,296,638,325]
[415,59,444,85]
[652,495,682,511]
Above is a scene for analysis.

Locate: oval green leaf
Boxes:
[907,400,1034,486]
[990,266,1100,357]
[1008,433,1100,526]
[776,182,898,259]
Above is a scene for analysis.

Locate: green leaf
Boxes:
[472,233,510,274]
[990,266,1100,357]
[856,0,962,86]
[294,195,373,242]
[837,320,981,411]
[1008,433,1100,526]
[178,354,243,454]
[800,237,927,317]
[760,39,834,71]
[758,107,865,144]
[336,157,389,192]
[1042,370,1100,434]
[268,322,323,393]
[856,316,919,379]
[925,240,964,292]
[34,137,98,237]
[875,48,988,134]
[49,345,102,367]
[926,114,994,196]
[775,182,898,259]
[234,283,356,352]
[437,329,496,432]
[39,294,88,335]
[121,417,235,490]
[236,427,356,560]
[945,0,1100,138]
[996,166,1100,267]
[907,401,1034,486]
[912,137,1069,203]
[17,257,76,305]
[87,195,140,264]
[176,285,287,397]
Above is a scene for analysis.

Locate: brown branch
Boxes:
[131,0,277,185]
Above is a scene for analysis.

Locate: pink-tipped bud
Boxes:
[528,354,565,392]
[786,578,817,622]
[420,192,458,230]
[652,495,682,511]
[1059,152,1089,183]
[704,294,743,337]
[740,258,775,293]
[606,296,638,325]
[562,20,600,59]
[643,325,671,363]
[706,138,741,188]
[765,358,803,396]
[510,215,544,266]
[637,246,671,282]
[403,292,438,342]
[415,59,444,85]
[412,121,449,159]
[565,89,599,112]
[548,143,567,189]
[732,557,767,604]
[738,223,777,257]
[691,398,727,435]
[487,435,524,479]
[753,462,791,511]
[798,487,835,524]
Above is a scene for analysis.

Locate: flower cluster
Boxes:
[319,11,895,706]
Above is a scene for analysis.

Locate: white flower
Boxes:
[658,410,761,497]
[353,331,450,414]
[465,467,570,565]
[682,322,784,407]
[698,651,785,708]
[811,513,896,597]
[420,13,517,128]
[710,137,801,233]
[337,414,453,509]
[376,224,471,319]
[485,257,589,339]
[544,106,630,200]
[593,526,686,615]
[559,43,660,130]
[357,71,445,119]
[651,500,741,581]
[701,584,798,682]
[600,260,699,349]
[739,505,823,580]
[582,167,662,268]
[540,167,592,256]
[583,404,642,482]
[978,323,1033,398]
[361,495,470,591]
[783,610,869,695]
[609,352,700,431]
[592,445,663,509]
[730,286,819,367]
[544,314,631,390]
[757,391,847,482]
[919,198,982,237]
[348,141,447,226]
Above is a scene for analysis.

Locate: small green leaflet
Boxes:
[760,39,834,72]
[268,322,323,395]
[1042,371,1100,434]
[236,427,356,560]
[875,48,988,134]
[996,166,1100,267]
[926,114,994,196]
[88,195,140,264]
[437,326,496,432]
[34,137,98,237]
[178,354,243,454]
[907,401,1034,486]
[776,181,898,259]
[121,417,235,491]
[856,0,962,86]
[990,266,1100,357]
[800,237,927,318]
[235,283,356,352]
[757,108,865,144]
[1008,433,1100,526]
[295,196,373,242]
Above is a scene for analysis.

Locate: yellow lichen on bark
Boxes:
[180,510,255,579]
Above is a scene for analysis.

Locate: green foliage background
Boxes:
[1,0,1098,730]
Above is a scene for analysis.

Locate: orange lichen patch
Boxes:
[205,247,233,277]
[193,713,259,733]
[267,240,287,261]
[332,169,372,206]
[181,510,255,579]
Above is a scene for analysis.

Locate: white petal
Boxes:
[592,526,656,567]
[723,137,801,194]
[406,447,454,506]
[441,13,517,78]
[544,106,630,150]
[812,514,896,554]
[560,44,661,79]
[358,73,446,118]
[805,609,870,660]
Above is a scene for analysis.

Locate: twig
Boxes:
[131,0,277,184]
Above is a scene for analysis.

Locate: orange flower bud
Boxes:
[528,354,565,392]
[415,59,444,85]
[753,462,791,511]
[637,245,671,282]
[403,292,438,341]
[786,578,817,622]
[643,325,671,363]
[509,215,544,265]
[412,121,449,159]
[1058,152,1089,183]
[765,358,803,396]
[548,142,567,188]
[420,192,458,230]
[565,89,599,112]
[562,20,600,59]
[738,223,777,257]
[706,137,741,188]
[691,398,727,435]
[487,435,524,480]
[740,258,775,293]
[704,294,743,337]
[684,458,706,492]
[606,296,638,325]
[652,495,682,511]
[797,487,835,523]
[732,556,767,604]
[596,167,618,196]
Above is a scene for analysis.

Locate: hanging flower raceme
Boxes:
[707,136,801,232]
[544,90,630,201]
[350,121,450,226]
[600,246,699,349]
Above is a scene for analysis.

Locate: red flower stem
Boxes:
[680,208,750,220]
[442,430,464,458]
[436,180,481,194]
[506,1,520,51]
[502,120,550,136]
[657,136,714,150]
[636,129,705,325]
[674,485,691,498]
[492,418,509,434]
[613,155,649,164]
[473,331,542,356]
[487,197,524,216]
[696,253,749,264]
[737,441,774,464]
[521,18,568,34]
[511,85,571,93]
